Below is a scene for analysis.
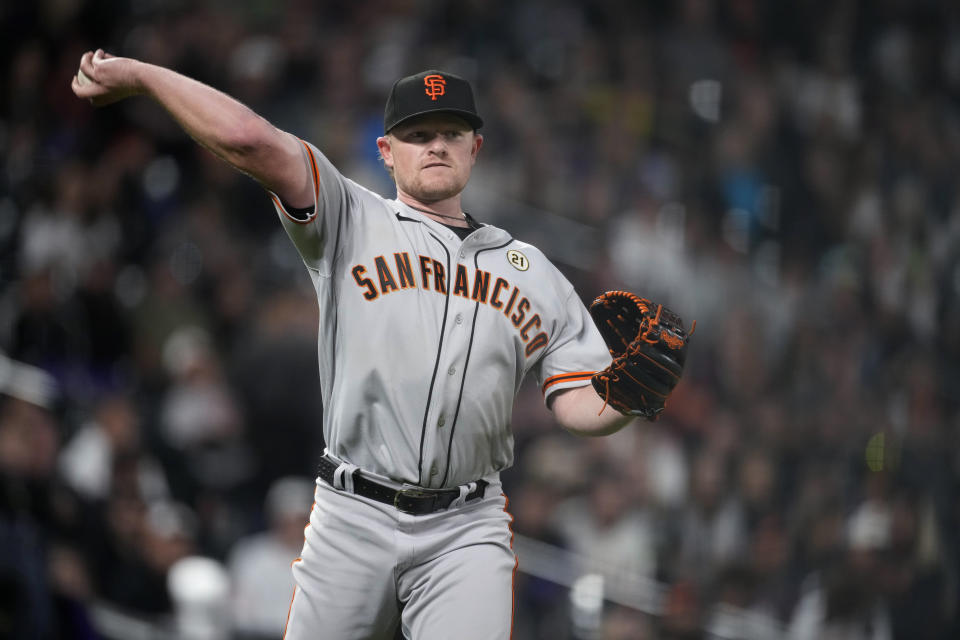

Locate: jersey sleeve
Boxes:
[267,139,350,275]
[534,288,612,405]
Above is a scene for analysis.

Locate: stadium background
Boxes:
[2,0,959,638]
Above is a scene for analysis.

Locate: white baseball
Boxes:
[77,68,92,86]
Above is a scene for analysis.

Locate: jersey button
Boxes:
[448,366,456,376]
[459,252,465,259]
[455,314,463,325]
[430,465,438,476]
[437,416,445,427]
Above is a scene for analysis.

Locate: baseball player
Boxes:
[71,50,677,639]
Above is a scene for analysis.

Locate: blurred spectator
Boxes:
[228,476,314,640]
[511,479,571,640]
[92,496,198,618]
[674,449,746,581]
[159,325,253,493]
[786,495,895,640]
[881,491,953,640]
[0,363,56,638]
[602,604,653,640]
[787,557,893,640]
[552,464,657,580]
[0,356,94,638]
[659,580,704,640]
[736,447,778,532]
[169,555,232,640]
[704,563,782,640]
[229,289,324,496]
[59,392,168,503]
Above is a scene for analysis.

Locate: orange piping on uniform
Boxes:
[299,138,320,203]
[283,497,315,638]
[542,371,595,394]
[502,493,518,640]
[282,565,301,639]
[272,139,321,226]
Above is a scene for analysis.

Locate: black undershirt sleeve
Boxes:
[281,200,316,222]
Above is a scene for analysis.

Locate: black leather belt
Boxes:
[318,455,488,516]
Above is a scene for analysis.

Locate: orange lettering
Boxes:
[424,74,446,101]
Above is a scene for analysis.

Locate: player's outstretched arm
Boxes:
[548,386,633,437]
[71,49,312,209]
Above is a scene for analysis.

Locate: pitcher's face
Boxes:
[378,114,483,203]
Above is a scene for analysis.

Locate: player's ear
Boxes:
[376,135,393,168]
[471,133,483,162]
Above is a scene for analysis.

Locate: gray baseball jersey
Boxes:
[270,140,610,489]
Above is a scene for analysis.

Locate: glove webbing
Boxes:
[598,290,652,350]
[638,303,696,349]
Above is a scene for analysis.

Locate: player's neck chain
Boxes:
[407,204,470,226]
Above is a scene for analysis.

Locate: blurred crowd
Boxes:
[2,0,959,638]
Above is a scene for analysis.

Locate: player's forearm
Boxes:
[549,385,633,436]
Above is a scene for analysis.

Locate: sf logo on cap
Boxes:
[424,74,446,101]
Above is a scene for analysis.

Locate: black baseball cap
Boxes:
[383,69,483,133]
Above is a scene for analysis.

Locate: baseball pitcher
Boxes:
[72,49,691,639]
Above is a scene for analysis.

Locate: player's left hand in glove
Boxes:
[589,291,693,420]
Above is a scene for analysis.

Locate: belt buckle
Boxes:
[394,488,436,514]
